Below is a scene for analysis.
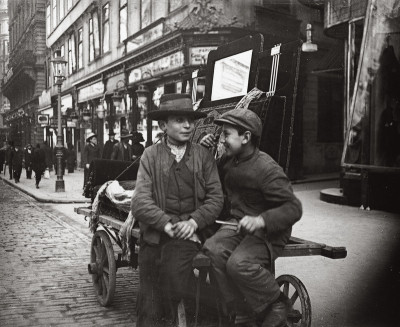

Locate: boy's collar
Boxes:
[233,148,258,164]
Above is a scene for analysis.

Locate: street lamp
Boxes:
[50,48,67,192]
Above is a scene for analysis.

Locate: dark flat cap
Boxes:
[214,109,262,137]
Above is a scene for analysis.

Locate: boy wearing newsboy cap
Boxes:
[131,93,223,326]
[201,108,302,326]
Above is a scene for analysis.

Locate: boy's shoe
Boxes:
[260,292,291,327]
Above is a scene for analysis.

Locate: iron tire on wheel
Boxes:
[90,230,116,306]
[276,274,311,327]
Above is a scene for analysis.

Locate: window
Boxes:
[102,3,110,53]
[67,0,72,10]
[169,0,182,12]
[68,34,76,75]
[141,0,151,28]
[52,0,57,29]
[89,11,100,61]
[119,0,127,43]
[60,0,64,19]
[77,28,83,69]
[89,18,94,61]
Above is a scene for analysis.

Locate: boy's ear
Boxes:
[158,120,167,131]
[241,131,252,145]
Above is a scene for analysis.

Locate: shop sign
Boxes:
[129,51,184,84]
[189,47,217,65]
[50,118,67,128]
[67,121,76,128]
[126,22,164,53]
[38,114,49,125]
[78,81,104,103]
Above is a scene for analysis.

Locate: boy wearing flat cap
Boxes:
[131,93,223,326]
[201,108,302,327]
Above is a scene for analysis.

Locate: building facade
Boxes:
[41,0,343,177]
[0,0,9,143]
[1,0,46,148]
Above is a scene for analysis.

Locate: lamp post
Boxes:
[50,49,67,192]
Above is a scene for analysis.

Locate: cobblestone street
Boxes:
[0,180,138,326]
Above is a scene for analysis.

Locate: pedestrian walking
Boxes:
[131,93,224,326]
[5,140,14,180]
[24,144,33,179]
[32,143,47,189]
[82,132,101,188]
[131,131,145,160]
[12,145,23,183]
[111,129,133,161]
[0,141,6,174]
[66,142,76,173]
[102,130,118,159]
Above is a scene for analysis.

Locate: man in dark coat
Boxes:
[66,142,76,173]
[102,130,118,159]
[131,131,145,160]
[42,141,53,171]
[111,129,133,161]
[82,132,101,188]
[32,143,47,188]
[0,141,6,174]
[12,145,23,183]
[24,144,34,179]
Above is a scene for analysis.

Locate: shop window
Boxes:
[102,3,110,53]
[119,0,127,43]
[77,27,83,69]
[344,0,400,168]
[317,76,343,143]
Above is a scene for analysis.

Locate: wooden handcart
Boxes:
[75,206,347,327]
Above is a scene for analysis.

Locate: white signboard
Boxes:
[78,81,104,103]
[189,47,217,65]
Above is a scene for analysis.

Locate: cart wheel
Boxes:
[276,274,311,327]
[89,230,116,306]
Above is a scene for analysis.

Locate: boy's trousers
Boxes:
[203,227,282,314]
[136,238,200,327]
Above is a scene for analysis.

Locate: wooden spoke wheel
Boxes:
[89,230,116,306]
[276,274,311,327]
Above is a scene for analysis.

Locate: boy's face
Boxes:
[220,123,249,157]
[159,115,194,146]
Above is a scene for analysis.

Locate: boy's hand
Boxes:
[237,215,265,234]
[200,134,217,149]
[172,219,198,240]
[164,222,175,238]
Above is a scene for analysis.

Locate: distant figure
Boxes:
[82,132,101,188]
[66,142,76,174]
[12,145,23,183]
[5,140,15,180]
[42,141,53,172]
[0,141,6,174]
[102,130,118,159]
[131,131,145,160]
[32,143,47,189]
[24,144,33,179]
[111,129,133,161]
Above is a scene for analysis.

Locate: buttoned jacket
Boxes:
[131,141,224,245]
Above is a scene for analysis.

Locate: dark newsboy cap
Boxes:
[214,108,262,137]
[147,93,207,121]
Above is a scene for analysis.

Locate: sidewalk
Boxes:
[0,168,90,204]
